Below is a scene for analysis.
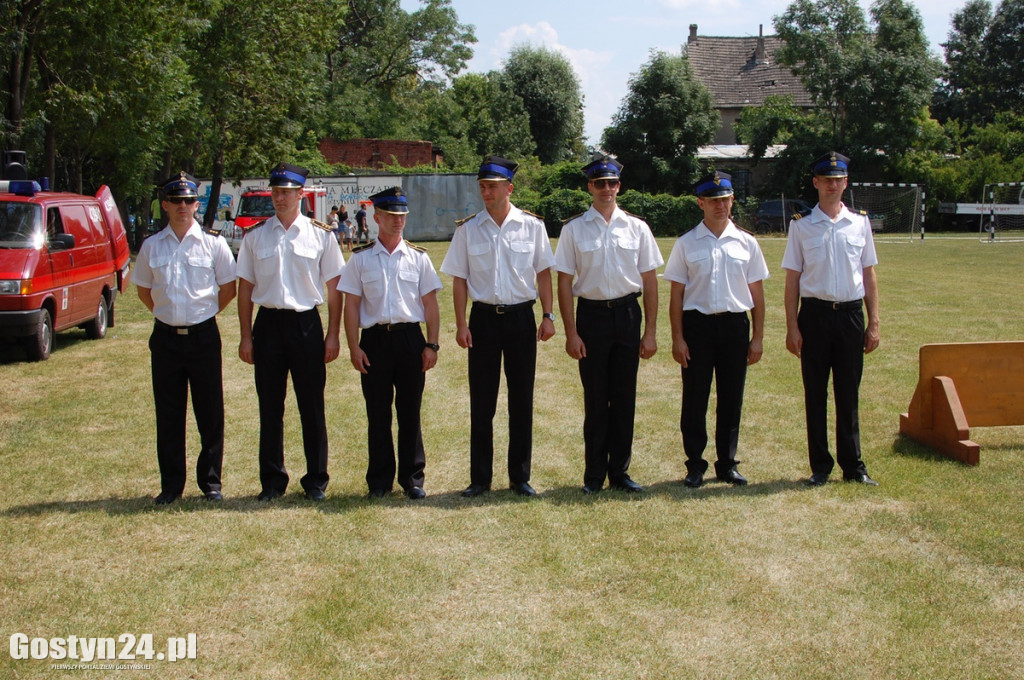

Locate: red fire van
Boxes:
[0,177,131,361]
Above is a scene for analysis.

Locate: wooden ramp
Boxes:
[899,341,1024,465]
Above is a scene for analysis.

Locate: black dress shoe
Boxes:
[511,482,537,497]
[367,488,387,498]
[844,474,879,486]
[257,488,284,501]
[717,469,748,486]
[806,473,829,487]
[683,472,704,488]
[582,484,602,494]
[461,483,490,498]
[304,488,326,501]
[406,486,426,500]
[154,491,180,505]
[609,477,644,492]
[203,490,223,502]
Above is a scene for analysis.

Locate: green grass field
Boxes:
[2,235,1022,679]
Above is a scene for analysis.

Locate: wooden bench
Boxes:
[899,341,1024,465]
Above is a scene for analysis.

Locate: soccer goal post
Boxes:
[843,183,924,240]
[978,183,1024,242]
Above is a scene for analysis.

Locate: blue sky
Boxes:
[400,0,963,145]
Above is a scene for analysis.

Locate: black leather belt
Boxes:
[579,292,641,308]
[801,297,862,310]
[366,322,419,332]
[154,317,216,335]
[473,300,535,314]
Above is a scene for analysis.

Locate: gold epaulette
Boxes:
[454,213,478,227]
[405,241,427,253]
[521,209,544,221]
[352,241,375,253]
[242,219,266,233]
[562,212,585,224]
[791,213,804,221]
[622,210,646,220]
[736,224,754,235]
[311,218,333,232]
[859,209,869,215]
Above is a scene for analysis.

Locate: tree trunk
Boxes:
[204,149,225,230]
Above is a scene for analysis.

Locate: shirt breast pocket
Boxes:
[148,253,172,286]
[684,248,711,277]
[468,241,492,270]
[360,269,384,301]
[509,240,535,268]
[802,234,826,265]
[844,233,865,264]
[614,235,640,267]
[186,255,216,294]
[722,243,751,273]
[578,238,603,268]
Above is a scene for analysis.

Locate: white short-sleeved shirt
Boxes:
[439,205,555,305]
[781,203,878,302]
[554,205,664,300]
[663,221,770,314]
[236,213,346,311]
[337,240,442,328]
[133,221,236,326]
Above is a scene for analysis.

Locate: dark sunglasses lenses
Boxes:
[167,197,197,204]
[593,179,619,188]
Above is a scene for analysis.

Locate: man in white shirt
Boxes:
[236,162,346,501]
[339,187,441,500]
[555,156,663,494]
[440,155,556,498]
[782,152,880,487]
[134,172,237,505]
[664,171,768,488]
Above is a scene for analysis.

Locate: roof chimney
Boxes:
[688,24,698,44]
[755,24,768,64]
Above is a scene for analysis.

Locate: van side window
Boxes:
[47,207,63,239]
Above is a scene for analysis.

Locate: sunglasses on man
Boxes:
[165,197,198,205]
[590,179,620,188]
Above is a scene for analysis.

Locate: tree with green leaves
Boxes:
[739,0,939,195]
[601,50,717,194]
[933,0,993,125]
[322,0,475,140]
[500,45,585,164]
[183,0,343,228]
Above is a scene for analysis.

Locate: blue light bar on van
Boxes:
[8,180,41,196]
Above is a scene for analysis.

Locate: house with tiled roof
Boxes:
[686,24,813,145]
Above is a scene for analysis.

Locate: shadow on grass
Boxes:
[0,330,93,365]
[890,434,970,464]
[3,477,824,517]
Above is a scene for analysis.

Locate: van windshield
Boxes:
[238,195,275,218]
[0,202,42,249]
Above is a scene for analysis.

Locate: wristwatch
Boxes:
[424,342,440,352]
[543,312,556,321]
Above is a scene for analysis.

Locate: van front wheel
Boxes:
[84,296,108,340]
[25,308,54,361]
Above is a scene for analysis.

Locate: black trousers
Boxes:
[797,298,869,478]
[252,307,329,494]
[576,295,642,488]
[680,310,750,476]
[467,301,537,486]
[359,323,427,492]
[149,317,223,496]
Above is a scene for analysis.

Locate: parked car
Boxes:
[0,162,130,361]
[754,199,814,234]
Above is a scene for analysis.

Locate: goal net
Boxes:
[978,183,1024,242]
[843,183,924,239]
